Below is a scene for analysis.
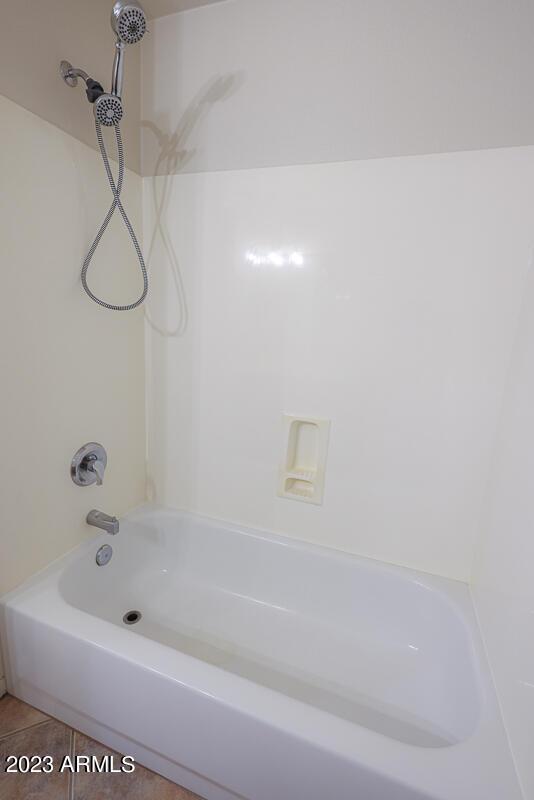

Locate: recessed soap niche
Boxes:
[278,415,331,505]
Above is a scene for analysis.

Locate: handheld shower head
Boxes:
[111,1,147,45]
[60,2,147,117]
[109,1,146,98]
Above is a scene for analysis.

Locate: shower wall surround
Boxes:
[0,95,146,595]
[0,93,146,694]
[141,0,534,582]
[141,3,534,791]
[0,0,147,696]
[142,150,534,581]
[472,275,534,800]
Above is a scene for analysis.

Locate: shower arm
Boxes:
[60,62,90,88]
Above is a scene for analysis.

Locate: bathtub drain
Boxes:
[123,610,142,625]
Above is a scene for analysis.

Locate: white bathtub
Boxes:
[0,507,520,800]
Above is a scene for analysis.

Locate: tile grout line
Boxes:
[0,718,52,741]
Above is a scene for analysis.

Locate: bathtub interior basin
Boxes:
[57,509,480,749]
[1,507,521,800]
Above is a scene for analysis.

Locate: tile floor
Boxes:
[0,694,203,800]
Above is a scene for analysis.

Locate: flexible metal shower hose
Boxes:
[81,122,148,311]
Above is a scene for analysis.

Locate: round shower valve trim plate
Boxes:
[71,442,107,486]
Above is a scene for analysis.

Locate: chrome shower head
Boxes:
[94,93,124,126]
[109,1,147,99]
[60,2,147,121]
[111,1,147,45]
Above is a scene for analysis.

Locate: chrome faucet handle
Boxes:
[71,443,108,487]
[87,456,105,486]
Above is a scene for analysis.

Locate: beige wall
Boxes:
[0,0,141,173]
[0,94,146,690]
[144,0,225,18]
[142,0,534,176]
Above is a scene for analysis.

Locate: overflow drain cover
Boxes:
[95,544,112,567]
[123,610,142,625]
